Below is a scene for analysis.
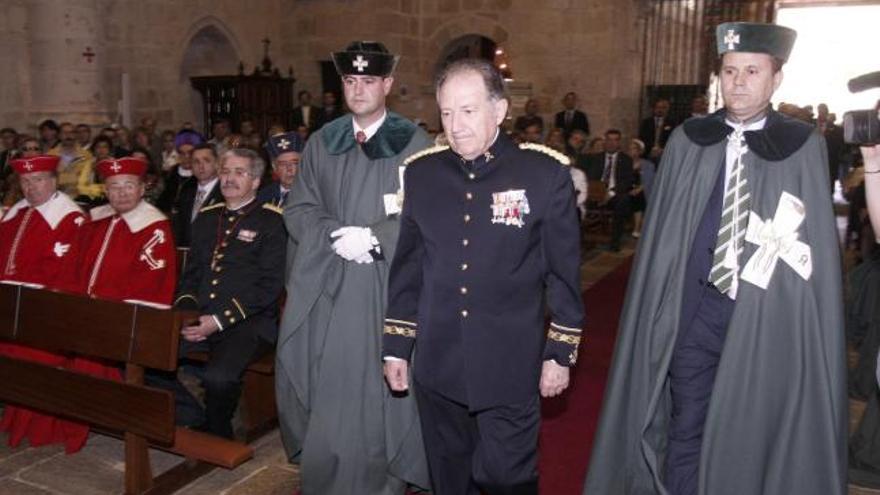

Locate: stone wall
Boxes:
[0,0,645,139]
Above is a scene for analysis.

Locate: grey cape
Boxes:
[584,110,846,494]
[275,112,432,494]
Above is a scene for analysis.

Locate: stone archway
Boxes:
[177,19,241,129]
[434,34,498,74]
[426,16,510,74]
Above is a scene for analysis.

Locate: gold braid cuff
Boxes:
[384,324,416,338]
[548,329,581,346]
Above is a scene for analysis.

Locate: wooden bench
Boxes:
[0,284,254,494]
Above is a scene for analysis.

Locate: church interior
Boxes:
[1,0,880,493]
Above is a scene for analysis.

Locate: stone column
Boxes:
[27,0,111,124]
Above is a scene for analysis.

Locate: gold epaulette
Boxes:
[403,145,450,166]
[200,202,225,213]
[262,203,283,214]
[518,143,571,166]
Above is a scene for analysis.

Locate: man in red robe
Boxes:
[76,157,176,306]
[0,155,88,452]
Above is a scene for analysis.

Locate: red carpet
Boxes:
[539,257,633,494]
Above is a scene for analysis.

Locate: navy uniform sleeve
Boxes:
[174,215,209,310]
[541,165,586,366]
[383,166,423,361]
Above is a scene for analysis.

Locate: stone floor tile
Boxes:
[225,465,299,495]
[17,450,122,495]
[0,443,63,479]
[0,478,56,494]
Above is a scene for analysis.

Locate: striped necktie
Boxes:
[707,126,750,298]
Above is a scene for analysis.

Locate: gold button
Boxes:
[228,216,235,222]
[468,173,475,180]
[215,267,222,273]
[461,263,468,271]
[209,293,216,299]
[230,317,236,324]
[460,286,468,295]
[466,192,473,200]
[461,309,469,318]
[211,279,218,285]
[224,310,231,316]
[462,239,469,246]
[225,229,231,235]
[217,254,224,259]
[221,242,228,248]
[464,214,471,222]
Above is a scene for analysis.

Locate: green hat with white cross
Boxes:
[716,22,797,63]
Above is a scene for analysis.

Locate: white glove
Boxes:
[330,226,375,261]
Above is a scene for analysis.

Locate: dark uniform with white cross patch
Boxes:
[383,134,584,494]
[168,200,286,438]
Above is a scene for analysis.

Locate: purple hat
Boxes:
[174,129,204,150]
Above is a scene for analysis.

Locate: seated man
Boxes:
[0,155,88,453]
[166,148,286,438]
[77,157,177,305]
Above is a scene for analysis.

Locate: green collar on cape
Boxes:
[321,111,419,160]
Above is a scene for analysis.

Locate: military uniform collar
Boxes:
[453,129,514,179]
[224,196,257,214]
[683,107,813,161]
[322,110,419,160]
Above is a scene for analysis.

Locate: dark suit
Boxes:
[158,200,286,438]
[667,158,735,494]
[639,115,676,161]
[554,109,590,138]
[291,105,319,133]
[156,165,190,214]
[582,152,634,249]
[171,179,223,247]
[256,181,289,209]
[383,134,584,494]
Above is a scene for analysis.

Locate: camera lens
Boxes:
[843,109,880,145]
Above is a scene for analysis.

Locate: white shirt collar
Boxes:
[198,177,218,193]
[725,116,767,132]
[353,110,387,142]
[177,166,193,178]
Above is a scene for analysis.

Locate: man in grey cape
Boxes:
[584,22,846,495]
[275,41,432,494]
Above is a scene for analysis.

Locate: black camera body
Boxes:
[844,71,880,145]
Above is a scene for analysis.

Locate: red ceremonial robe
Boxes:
[57,200,176,451]
[0,192,90,453]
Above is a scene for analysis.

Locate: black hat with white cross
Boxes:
[331,41,399,77]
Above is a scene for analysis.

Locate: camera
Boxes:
[843,71,880,145]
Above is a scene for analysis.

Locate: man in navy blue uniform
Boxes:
[383,58,584,495]
[160,148,286,439]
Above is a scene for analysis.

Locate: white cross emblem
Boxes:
[352,55,369,72]
[724,29,740,50]
[23,161,33,171]
[110,161,122,173]
[278,138,290,150]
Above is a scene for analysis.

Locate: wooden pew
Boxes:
[0,284,254,494]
